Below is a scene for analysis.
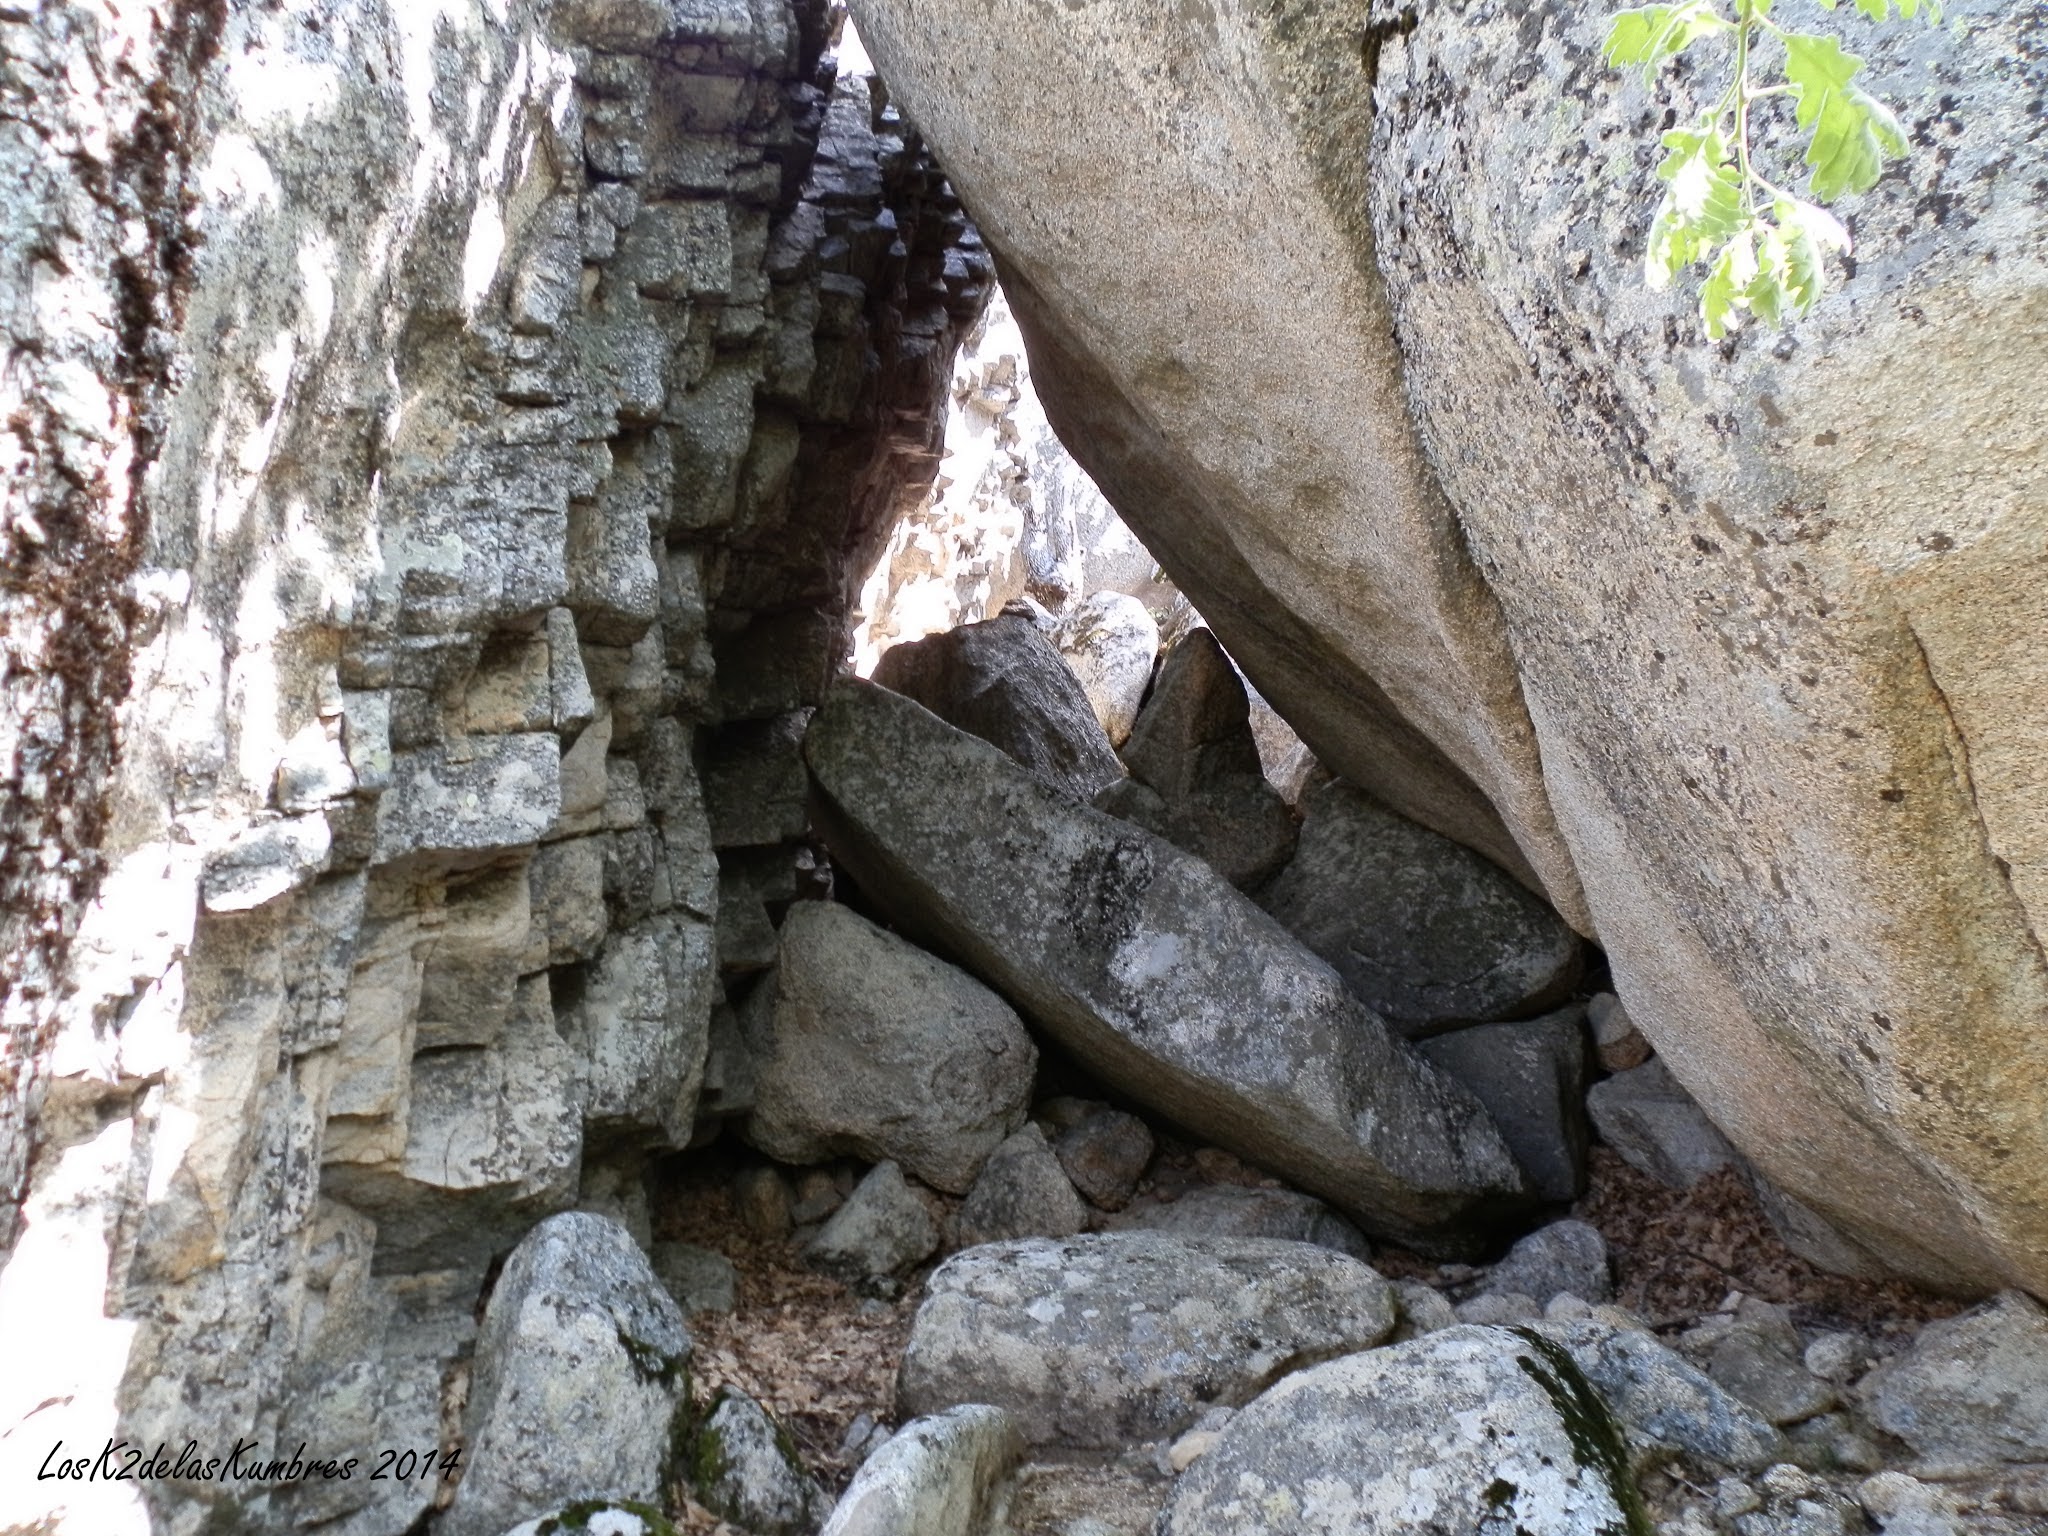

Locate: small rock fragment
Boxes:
[1053,1108,1155,1211]
[952,1125,1089,1247]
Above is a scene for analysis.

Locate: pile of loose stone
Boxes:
[462,613,2048,1536]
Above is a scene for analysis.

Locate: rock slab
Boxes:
[804,680,1529,1251]
[897,1232,1396,1449]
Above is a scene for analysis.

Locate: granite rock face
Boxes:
[741,900,1036,1193]
[804,679,1530,1252]
[1362,0,2048,1297]
[0,4,990,1530]
[848,0,2048,1293]
[898,1233,1397,1449]
[1159,1326,1641,1536]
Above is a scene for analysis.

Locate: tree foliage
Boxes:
[1604,0,1942,336]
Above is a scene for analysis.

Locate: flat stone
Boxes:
[1586,1059,1741,1190]
[1108,1184,1369,1261]
[898,1232,1396,1449]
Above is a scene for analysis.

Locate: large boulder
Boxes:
[870,613,1125,802]
[1258,780,1581,1033]
[740,900,1036,1194]
[1360,0,2048,1297]
[846,0,2048,1293]
[803,680,1529,1251]
[898,1233,1396,1449]
[1099,627,1298,890]
[440,1213,690,1536]
[1159,1326,1645,1535]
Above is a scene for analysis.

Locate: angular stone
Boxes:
[804,680,1528,1252]
[1588,992,1652,1073]
[1160,1326,1640,1535]
[440,1213,689,1536]
[558,913,713,1146]
[650,1241,737,1317]
[742,901,1035,1194]
[871,615,1126,802]
[803,1160,940,1280]
[1258,780,1582,1034]
[1699,1306,1839,1428]
[1053,591,1158,746]
[1862,1292,2048,1468]
[1051,1108,1154,1211]
[1587,1058,1741,1190]
[376,735,561,862]
[415,864,531,1049]
[1480,1220,1612,1307]
[690,1388,828,1536]
[818,1404,1023,1536]
[1418,1006,1590,1203]
[900,1233,1396,1449]
[529,836,609,966]
[323,977,583,1271]
[1535,1319,1785,1473]
[1109,626,1298,891]
[952,1124,1088,1247]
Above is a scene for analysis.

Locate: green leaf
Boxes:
[1782,31,1910,199]
[1701,225,1758,338]
[1644,126,1747,287]
[1775,194,1852,314]
[1604,0,1731,76]
[1746,224,1794,325]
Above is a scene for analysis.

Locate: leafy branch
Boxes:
[1604,0,1940,337]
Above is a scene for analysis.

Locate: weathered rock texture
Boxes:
[805,678,1530,1251]
[848,0,2048,1293]
[899,1233,1397,1449]
[0,5,986,1531]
